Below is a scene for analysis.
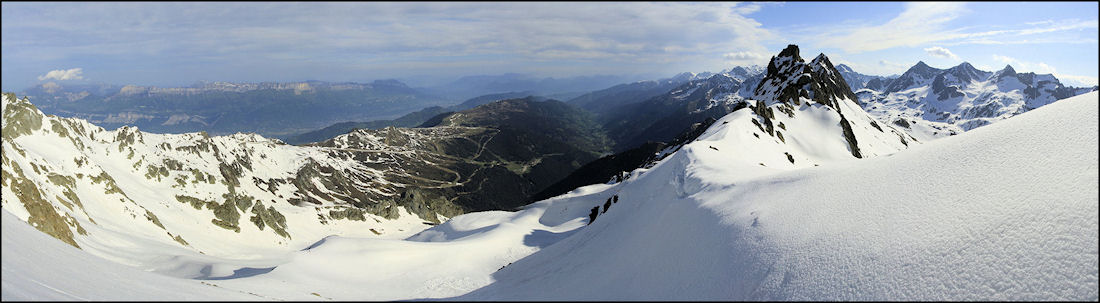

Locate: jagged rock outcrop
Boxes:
[750,45,911,158]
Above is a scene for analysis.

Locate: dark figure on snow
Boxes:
[603,199,612,213]
[588,206,600,225]
[613,195,618,203]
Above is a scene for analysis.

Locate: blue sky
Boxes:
[2,2,1097,91]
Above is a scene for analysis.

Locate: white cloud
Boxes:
[856,60,912,76]
[1056,74,1099,87]
[724,51,765,60]
[992,54,1015,64]
[812,4,1097,53]
[732,3,762,15]
[3,3,777,78]
[924,46,959,60]
[1025,20,1055,26]
[723,50,770,67]
[37,68,84,81]
[814,2,967,53]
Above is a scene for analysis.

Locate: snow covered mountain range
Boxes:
[842,61,1096,140]
[2,44,1097,300]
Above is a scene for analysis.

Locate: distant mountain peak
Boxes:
[835,63,855,73]
[906,61,942,75]
[947,61,979,73]
[945,61,987,83]
[999,64,1017,76]
[883,61,944,93]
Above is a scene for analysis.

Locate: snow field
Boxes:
[2,91,1096,300]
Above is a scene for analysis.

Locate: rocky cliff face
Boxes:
[755,45,859,109]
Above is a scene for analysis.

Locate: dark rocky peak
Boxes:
[810,53,859,103]
[766,45,801,74]
[810,53,836,75]
[776,44,802,61]
[763,45,804,77]
[754,45,858,109]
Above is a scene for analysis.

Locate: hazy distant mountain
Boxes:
[566,73,713,118]
[835,64,896,91]
[422,73,639,100]
[596,66,766,151]
[18,80,449,138]
[284,91,540,145]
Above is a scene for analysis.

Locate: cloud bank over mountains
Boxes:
[1,2,1095,90]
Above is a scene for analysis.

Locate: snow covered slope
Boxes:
[459,92,1098,300]
[0,92,442,277]
[3,61,1095,301]
[858,62,1095,141]
[1,210,260,300]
